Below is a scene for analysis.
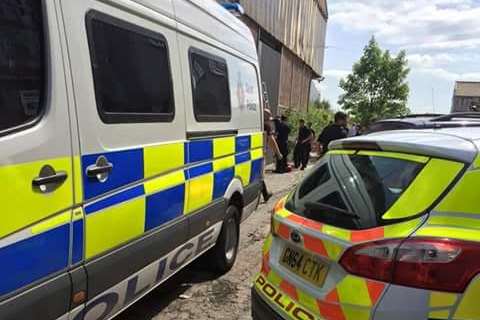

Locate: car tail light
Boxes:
[340,237,480,293]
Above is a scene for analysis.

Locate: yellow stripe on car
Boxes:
[235,162,252,186]
[143,142,184,178]
[0,157,73,239]
[383,159,463,220]
[250,148,263,160]
[436,170,480,214]
[31,211,71,235]
[251,132,264,149]
[337,275,372,307]
[144,170,186,195]
[213,156,235,172]
[85,197,146,259]
[453,277,480,319]
[357,150,429,163]
[213,136,235,158]
[328,150,356,155]
[184,174,214,214]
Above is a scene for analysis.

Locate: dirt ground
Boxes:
[117,168,304,320]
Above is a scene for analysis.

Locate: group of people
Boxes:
[263,109,349,174]
[260,109,349,202]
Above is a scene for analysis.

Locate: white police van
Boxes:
[0,1,263,319]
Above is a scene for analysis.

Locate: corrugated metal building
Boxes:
[451,81,480,112]
[219,0,328,115]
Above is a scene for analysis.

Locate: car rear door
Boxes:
[267,150,465,320]
[0,1,76,319]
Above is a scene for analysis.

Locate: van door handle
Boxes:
[86,163,113,176]
[32,165,68,193]
[86,156,113,182]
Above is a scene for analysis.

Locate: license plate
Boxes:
[280,246,329,287]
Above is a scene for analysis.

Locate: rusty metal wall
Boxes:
[278,48,313,112]
[240,0,327,76]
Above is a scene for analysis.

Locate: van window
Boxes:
[86,11,174,123]
[286,154,424,230]
[0,0,45,134]
[189,49,231,122]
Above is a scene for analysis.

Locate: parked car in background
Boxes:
[366,113,480,134]
[253,121,480,320]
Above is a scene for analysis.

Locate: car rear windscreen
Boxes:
[285,154,424,230]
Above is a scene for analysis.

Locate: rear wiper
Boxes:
[304,201,359,219]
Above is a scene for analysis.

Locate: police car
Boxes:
[253,125,480,320]
[0,1,264,319]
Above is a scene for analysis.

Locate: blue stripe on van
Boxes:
[235,152,250,164]
[84,185,145,215]
[0,224,69,296]
[186,163,213,179]
[145,184,185,231]
[236,136,251,153]
[213,168,234,199]
[72,219,84,265]
[250,158,263,183]
[82,149,144,200]
[187,140,213,163]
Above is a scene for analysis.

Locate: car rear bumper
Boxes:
[251,287,285,320]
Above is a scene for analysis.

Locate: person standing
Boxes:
[317,112,348,154]
[305,122,315,165]
[294,119,312,170]
[274,115,290,173]
[261,108,282,201]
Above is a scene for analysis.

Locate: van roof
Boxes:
[330,128,480,163]
[131,0,257,60]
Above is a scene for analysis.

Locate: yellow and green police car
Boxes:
[252,126,480,320]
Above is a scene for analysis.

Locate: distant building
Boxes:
[218,0,328,115]
[452,81,480,112]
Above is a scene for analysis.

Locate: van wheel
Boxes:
[208,205,240,274]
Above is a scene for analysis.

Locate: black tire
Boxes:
[207,205,240,274]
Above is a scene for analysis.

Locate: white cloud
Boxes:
[324,69,350,79]
[330,0,480,51]
[412,67,480,82]
[407,53,455,68]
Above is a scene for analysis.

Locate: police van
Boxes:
[0,1,263,319]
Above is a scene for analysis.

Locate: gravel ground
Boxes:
[117,167,305,320]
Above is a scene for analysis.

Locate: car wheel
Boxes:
[207,205,240,274]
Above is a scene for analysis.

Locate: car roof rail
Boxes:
[432,112,480,122]
[401,113,445,118]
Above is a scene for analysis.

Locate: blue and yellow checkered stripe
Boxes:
[81,133,264,259]
[0,133,263,298]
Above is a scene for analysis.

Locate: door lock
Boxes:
[86,155,113,183]
[32,165,68,193]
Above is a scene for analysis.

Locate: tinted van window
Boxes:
[87,12,174,123]
[0,0,44,134]
[190,50,231,122]
[286,154,424,229]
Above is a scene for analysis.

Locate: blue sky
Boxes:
[317,0,480,114]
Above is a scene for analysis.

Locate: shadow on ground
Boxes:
[116,260,221,320]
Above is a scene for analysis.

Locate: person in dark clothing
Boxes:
[274,115,291,173]
[318,111,348,154]
[305,122,315,164]
[261,108,283,202]
[294,119,312,170]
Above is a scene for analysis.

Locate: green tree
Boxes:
[338,37,410,126]
[310,99,332,112]
[285,107,333,141]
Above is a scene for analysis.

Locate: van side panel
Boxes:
[0,1,75,318]
[59,1,263,319]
